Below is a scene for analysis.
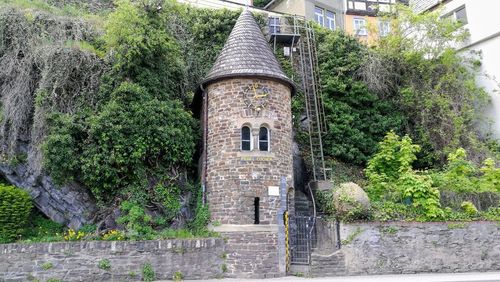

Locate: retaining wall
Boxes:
[311,221,500,276]
[0,238,225,281]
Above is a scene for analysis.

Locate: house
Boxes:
[411,0,500,138]
[264,0,345,31]
[344,0,407,41]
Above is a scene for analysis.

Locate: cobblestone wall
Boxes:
[0,238,225,281]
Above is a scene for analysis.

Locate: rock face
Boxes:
[332,182,371,219]
[0,163,96,229]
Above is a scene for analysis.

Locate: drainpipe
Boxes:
[201,84,208,205]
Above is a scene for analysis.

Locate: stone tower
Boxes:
[195,10,295,278]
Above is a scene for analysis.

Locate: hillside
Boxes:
[0,0,499,242]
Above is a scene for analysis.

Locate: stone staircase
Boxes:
[310,251,346,277]
[294,190,313,215]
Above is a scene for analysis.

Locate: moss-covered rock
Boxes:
[332,182,371,221]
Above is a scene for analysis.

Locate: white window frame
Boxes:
[258,126,270,152]
[315,6,324,27]
[379,20,390,37]
[326,10,335,30]
[241,126,252,151]
[353,18,367,36]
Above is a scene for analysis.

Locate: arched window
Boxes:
[241,126,251,151]
[259,126,269,151]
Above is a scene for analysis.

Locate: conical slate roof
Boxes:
[200,10,295,92]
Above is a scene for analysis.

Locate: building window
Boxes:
[353,18,367,36]
[259,127,269,151]
[326,10,335,30]
[269,17,280,34]
[444,5,467,25]
[454,6,467,24]
[241,126,252,151]
[379,20,390,37]
[315,6,324,27]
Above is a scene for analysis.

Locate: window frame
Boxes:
[241,126,252,151]
[379,20,390,37]
[258,126,270,152]
[353,17,367,36]
[315,6,325,27]
[326,10,335,30]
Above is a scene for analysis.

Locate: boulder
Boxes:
[332,182,371,220]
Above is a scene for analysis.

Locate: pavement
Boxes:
[180,272,500,282]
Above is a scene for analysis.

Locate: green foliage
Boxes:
[173,271,184,281]
[313,31,404,165]
[41,262,53,270]
[365,131,421,201]
[104,0,183,98]
[432,149,500,194]
[366,132,444,221]
[361,5,493,165]
[478,158,500,192]
[461,201,478,216]
[400,172,443,220]
[18,212,64,243]
[142,262,155,282]
[117,201,155,239]
[188,187,211,234]
[0,184,32,243]
[98,259,111,270]
[367,132,500,222]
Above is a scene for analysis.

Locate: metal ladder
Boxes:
[296,21,327,182]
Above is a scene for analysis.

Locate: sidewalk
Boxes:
[180,272,500,282]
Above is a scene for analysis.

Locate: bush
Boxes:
[117,201,155,240]
[0,184,32,243]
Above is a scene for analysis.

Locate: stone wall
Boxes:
[222,230,281,278]
[0,238,225,281]
[310,221,500,276]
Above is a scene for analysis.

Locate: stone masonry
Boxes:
[0,238,225,281]
[197,9,295,278]
[309,221,500,277]
[205,78,294,225]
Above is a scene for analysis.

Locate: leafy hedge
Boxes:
[0,184,32,243]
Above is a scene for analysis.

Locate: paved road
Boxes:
[180,272,500,282]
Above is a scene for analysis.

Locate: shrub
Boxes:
[117,201,154,239]
[0,184,32,243]
[365,131,421,201]
[461,201,478,216]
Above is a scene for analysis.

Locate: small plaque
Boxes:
[268,186,279,196]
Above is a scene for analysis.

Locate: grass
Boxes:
[0,0,109,23]
[17,211,64,243]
